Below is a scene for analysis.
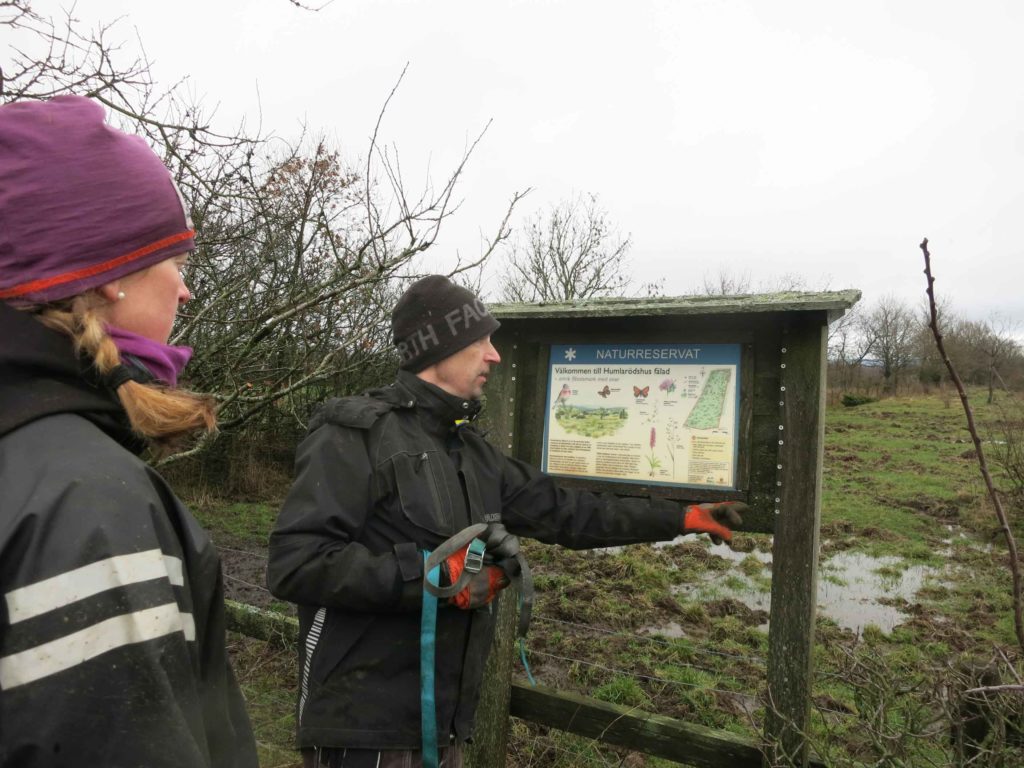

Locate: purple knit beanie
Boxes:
[0,95,195,304]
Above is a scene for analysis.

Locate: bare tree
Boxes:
[760,272,832,293]
[915,300,1024,401]
[826,304,875,395]
[862,295,919,392]
[829,304,872,364]
[498,192,632,302]
[698,269,831,297]
[978,316,1021,404]
[700,268,752,296]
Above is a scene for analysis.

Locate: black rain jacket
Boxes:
[267,370,681,750]
[0,302,257,768]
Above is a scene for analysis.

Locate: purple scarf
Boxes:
[106,326,193,387]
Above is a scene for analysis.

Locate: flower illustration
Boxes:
[646,426,661,476]
[659,377,676,394]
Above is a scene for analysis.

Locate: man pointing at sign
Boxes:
[268,275,746,768]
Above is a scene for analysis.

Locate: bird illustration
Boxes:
[553,382,572,410]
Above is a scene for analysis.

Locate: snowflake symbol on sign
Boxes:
[564,348,577,361]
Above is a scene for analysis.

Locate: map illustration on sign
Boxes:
[684,369,732,430]
[542,344,741,489]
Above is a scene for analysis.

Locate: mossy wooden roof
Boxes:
[489,289,861,322]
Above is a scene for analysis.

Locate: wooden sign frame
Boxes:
[468,290,860,768]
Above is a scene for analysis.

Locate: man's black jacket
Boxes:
[267,371,682,750]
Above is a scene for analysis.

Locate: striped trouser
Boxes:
[302,746,464,768]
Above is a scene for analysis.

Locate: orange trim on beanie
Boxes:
[0,230,195,300]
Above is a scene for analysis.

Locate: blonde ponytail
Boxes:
[28,293,216,451]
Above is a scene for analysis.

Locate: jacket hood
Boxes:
[0,301,141,449]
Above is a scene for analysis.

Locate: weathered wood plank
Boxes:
[765,312,828,767]
[506,318,754,345]
[522,344,551,467]
[737,343,755,492]
[225,599,298,649]
[509,683,826,768]
[744,415,781,532]
[743,319,784,533]
[490,290,860,321]
[482,328,517,455]
[548,475,747,504]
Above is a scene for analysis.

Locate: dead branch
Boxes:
[962,684,1024,696]
[920,237,1024,655]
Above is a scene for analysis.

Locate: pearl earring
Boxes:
[116,291,126,300]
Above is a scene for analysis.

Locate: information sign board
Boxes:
[541,343,741,489]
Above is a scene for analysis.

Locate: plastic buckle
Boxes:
[464,538,486,574]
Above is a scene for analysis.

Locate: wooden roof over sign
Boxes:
[488,289,862,322]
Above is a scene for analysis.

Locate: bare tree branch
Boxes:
[920,237,1024,655]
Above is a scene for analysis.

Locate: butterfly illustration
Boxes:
[633,385,650,398]
[597,385,611,398]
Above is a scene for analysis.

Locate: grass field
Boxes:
[194,388,1024,767]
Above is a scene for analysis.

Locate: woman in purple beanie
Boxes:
[0,96,258,768]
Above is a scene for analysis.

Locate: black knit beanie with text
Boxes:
[391,275,500,372]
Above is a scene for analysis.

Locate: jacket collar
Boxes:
[0,301,144,451]
[395,370,481,434]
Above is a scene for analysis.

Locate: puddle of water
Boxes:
[706,540,772,564]
[659,545,946,639]
[599,532,755,555]
[644,621,687,638]
[599,533,974,640]
[818,552,936,636]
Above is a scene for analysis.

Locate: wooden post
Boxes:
[765,311,827,766]
[465,330,520,768]
[464,594,518,768]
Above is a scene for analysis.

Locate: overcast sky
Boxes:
[21,0,1024,321]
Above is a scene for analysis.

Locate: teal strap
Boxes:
[518,637,536,687]
[464,537,486,574]
[517,591,537,686]
[421,553,441,768]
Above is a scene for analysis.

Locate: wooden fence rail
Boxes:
[224,600,825,768]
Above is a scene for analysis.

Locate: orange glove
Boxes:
[682,501,748,545]
[444,545,510,610]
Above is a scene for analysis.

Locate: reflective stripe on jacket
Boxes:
[0,413,257,768]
